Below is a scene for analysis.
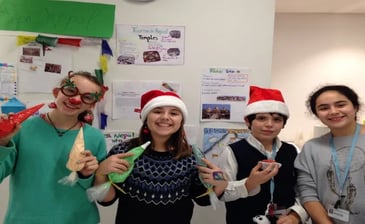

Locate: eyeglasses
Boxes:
[60,85,100,104]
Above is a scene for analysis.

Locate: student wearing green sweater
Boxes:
[0,71,107,224]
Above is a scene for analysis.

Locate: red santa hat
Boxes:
[138,90,188,122]
[244,86,289,118]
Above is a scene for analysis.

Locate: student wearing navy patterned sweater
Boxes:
[94,90,220,224]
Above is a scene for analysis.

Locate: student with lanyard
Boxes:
[295,85,365,224]
[0,71,108,224]
[203,86,308,224]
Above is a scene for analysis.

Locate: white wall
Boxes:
[0,0,276,223]
[272,13,365,146]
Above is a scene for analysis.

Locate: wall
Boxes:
[272,13,365,146]
[0,0,275,223]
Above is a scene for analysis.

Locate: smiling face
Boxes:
[146,106,183,146]
[54,75,100,116]
[246,113,284,146]
[314,90,358,136]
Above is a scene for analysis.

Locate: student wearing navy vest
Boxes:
[215,86,308,224]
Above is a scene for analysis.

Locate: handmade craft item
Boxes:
[192,144,220,210]
[87,141,150,202]
[259,159,282,170]
[58,128,85,186]
[0,103,45,137]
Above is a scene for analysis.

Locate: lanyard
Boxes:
[267,142,277,203]
[329,123,360,196]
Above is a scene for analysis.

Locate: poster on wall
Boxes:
[112,80,181,120]
[116,24,185,65]
[200,67,250,122]
[0,63,17,98]
[17,42,72,93]
[203,127,249,164]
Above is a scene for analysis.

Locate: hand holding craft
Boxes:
[87,141,150,202]
[0,103,44,138]
[193,144,222,210]
[58,128,86,186]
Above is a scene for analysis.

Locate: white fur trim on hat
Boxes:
[141,95,188,121]
[244,100,289,118]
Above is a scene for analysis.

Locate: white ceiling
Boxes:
[275,0,365,13]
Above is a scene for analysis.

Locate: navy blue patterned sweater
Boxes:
[98,140,210,224]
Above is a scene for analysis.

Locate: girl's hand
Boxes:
[0,113,21,146]
[78,150,99,177]
[197,158,228,196]
[96,152,134,176]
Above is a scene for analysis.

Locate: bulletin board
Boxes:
[0,0,276,223]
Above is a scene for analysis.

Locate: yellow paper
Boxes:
[99,55,108,73]
[17,35,36,46]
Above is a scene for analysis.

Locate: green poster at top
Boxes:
[0,0,115,38]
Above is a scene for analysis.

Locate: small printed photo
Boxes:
[19,55,33,63]
[143,51,161,63]
[44,63,62,74]
[169,30,181,38]
[216,95,246,102]
[117,55,135,64]
[167,48,180,57]
[202,103,231,120]
[23,47,41,57]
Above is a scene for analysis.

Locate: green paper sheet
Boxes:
[0,0,115,38]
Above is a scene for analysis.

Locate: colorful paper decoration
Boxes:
[101,39,113,56]
[57,38,82,47]
[0,103,45,137]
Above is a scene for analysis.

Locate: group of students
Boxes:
[0,71,364,224]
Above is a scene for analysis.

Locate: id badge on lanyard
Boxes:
[328,206,350,222]
[327,124,360,223]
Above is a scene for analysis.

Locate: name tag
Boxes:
[328,206,350,222]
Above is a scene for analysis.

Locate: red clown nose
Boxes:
[69,98,81,105]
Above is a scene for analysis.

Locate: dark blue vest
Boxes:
[225,139,298,224]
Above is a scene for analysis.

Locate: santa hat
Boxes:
[244,86,289,118]
[138,90,188,122]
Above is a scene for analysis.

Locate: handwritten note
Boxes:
[103,130,136,151]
